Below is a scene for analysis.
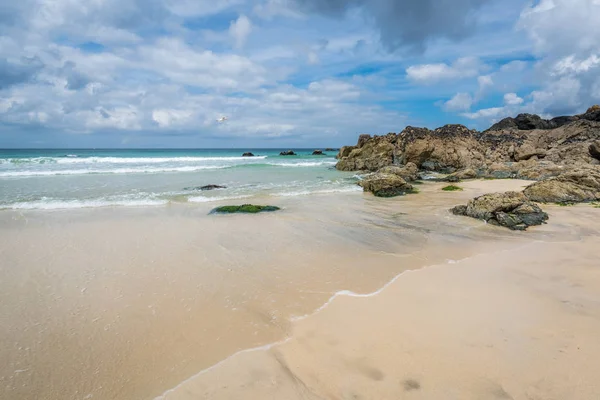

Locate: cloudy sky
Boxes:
[1,0,599,148]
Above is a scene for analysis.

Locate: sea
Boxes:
[0,149,360,210]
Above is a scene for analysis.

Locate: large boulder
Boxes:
[242,152,255,157]
[312,150,324,155]
[358,173,414,197]
[445,168,478,182]
[280,150,297,156]
[451,191,548,231]
[590,141,600,161]
[336,136,395,171]
[377,162,419,182]
[523,167,600,203]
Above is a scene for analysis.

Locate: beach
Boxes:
[2,172,599,399]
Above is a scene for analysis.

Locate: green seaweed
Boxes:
[211,204,281,214]
[591,202,600,208]
[442,185,463,191]
[406,187,420,194]
[557,201,575,207]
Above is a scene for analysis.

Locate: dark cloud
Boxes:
[61,62,90,91]
[0,57,44,90]
[291,0,493,52]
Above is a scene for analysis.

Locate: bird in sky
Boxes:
[216,116,228,123]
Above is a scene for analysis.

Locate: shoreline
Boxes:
[156,204,600,399]
[155,239,538,400]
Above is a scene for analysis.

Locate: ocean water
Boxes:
[0,149,360,210]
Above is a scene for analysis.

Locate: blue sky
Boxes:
[1,0,600,148]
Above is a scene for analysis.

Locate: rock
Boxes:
[487,113,577,131]
[445,168,478,182]
[184,185,227,191]
[523,167,600,203]
[377,162,419,182]
[325,148,336,152]
[358,173,415,197]
[514,144,547,161]
[590,141,600,161]
[242,152,255,157]
[280,150,297,156]
[211,204,281,214]
[336,146,356,159]
[312,150,324,155]
[336,136,395,171]
[582,105,600,122]
[357,134,372,148]
[451,191,548,230]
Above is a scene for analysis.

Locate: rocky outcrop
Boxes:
[523,167,600,203]
[451,192,548,231]
[280,150,297,156]
[312,150,324,155]
[242,152,255,157]
[358,173,414,197]
[336,106,600,174]
[377,162,419,182]
[487,105,600,132]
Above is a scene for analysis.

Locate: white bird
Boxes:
[216,116,228,123]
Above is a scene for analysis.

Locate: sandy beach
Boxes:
[2,179,599,400]
[158,196,600,400]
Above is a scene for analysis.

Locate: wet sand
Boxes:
[3,179,597,399]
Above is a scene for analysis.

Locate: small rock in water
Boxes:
[184,185,227,191]
[312,150,325,155]
[280,150,297,156]
[211,204,281,214]
[242,152,255,157]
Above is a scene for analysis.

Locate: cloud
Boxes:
[0,57,44,89]
[288,0,494,52]
[503,92,524,105]
[443,93,473,112]
[406,57,483,85]
[229,15,253,49]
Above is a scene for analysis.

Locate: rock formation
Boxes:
[280,150,297,156]
[242,152,255,157]
[312,150,324,155]
[336,106,600,176]
[451,192,548,231]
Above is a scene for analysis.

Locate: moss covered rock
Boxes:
[211,204,281,214]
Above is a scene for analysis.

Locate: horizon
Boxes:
[1,0,599,148]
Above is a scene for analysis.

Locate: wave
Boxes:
[273,186,362,197]
[188,195,254,203]
[0,165,229,178]
[1,198,168,210]
[0,156,268,165]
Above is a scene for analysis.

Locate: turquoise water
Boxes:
[0,149,359,209]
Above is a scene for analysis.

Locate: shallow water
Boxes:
[0,149,354,210]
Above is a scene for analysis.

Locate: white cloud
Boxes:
[443,92,473,112]
[406,57,483,84]
[503,92,523,105]
[229,15,253,49]
[152,109,194,127]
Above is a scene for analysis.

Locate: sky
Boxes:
[1,0,600,148]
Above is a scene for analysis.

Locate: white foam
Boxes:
[188,195,253,203]
[273,186,362,197]
[0,156,267,165]
[268,161,336,168]
[0,165,228,178]
[1,198,168,210]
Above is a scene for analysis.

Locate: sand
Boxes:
[2,179,599,400]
